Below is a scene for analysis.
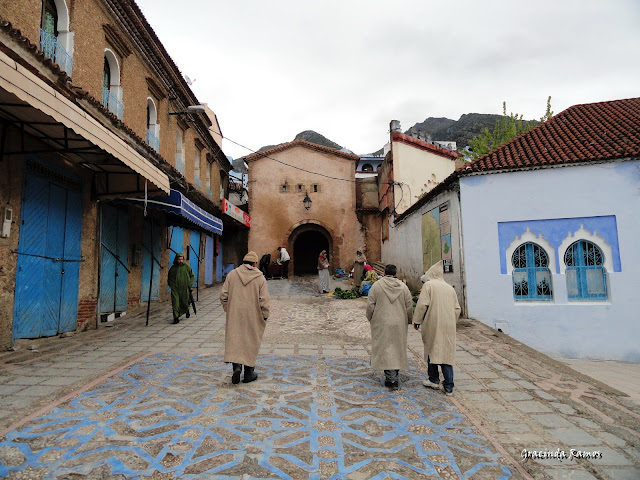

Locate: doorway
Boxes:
[291,227,331,275]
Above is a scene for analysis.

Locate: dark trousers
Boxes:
[427,356,454,393]
[282,260,290,278]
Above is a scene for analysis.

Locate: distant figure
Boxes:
[220,251,270,384]
[167,253,195,325]
[277,246,290,278]
[353,249,367,285]
[259,253,271,278]
[317,250,330,294]
[365,264,413,390]
[412,261,461,396]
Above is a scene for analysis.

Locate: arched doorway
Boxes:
[290,224,332,275]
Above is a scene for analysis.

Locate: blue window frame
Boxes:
[512,242,552,301]
[565,240,607,300]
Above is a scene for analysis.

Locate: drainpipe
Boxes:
[455,187,468,317]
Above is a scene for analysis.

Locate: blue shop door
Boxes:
[190,230,200,287]
[169,226,184,268]
[13,172,82,338]
[140,219,161,301]
[99,205,129,313]
[204,235,213,285]
[216,237,223,283]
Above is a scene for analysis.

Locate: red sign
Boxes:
[222,198,250,227]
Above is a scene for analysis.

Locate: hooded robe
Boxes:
[167,253,195,319]
[220,264,270,366]
[365,276,413,370]
[412,261,461,365]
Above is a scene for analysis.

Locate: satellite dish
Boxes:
[184,75,196,85]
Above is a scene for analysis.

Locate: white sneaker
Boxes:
[444,390,454,397]
[422,379,441,390]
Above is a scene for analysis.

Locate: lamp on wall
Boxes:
[169,104,206,115]
[303,191,312,210]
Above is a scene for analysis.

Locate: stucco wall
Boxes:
[460,160,640,361]
[248,145,364,273]
[391,141,456,215]
[382,188,465,308]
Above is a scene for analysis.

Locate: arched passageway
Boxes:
[291,225,331,275]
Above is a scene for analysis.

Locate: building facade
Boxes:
[244,140,367,276]
[0,0,241,348]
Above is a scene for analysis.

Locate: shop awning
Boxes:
[0,50,170,195]
[126,189,223,235]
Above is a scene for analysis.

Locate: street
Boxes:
[0,276,638,479]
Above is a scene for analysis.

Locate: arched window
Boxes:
[361,163,373,172]
[564,240,607,300]
[102,50,123,119]
[39,0,73,76]
[146,98,159,152]
[512,242,552,301]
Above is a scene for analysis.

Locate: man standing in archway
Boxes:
[278,246,290,278]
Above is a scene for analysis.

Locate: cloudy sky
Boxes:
[135,0,639,159]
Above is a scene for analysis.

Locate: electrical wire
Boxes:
[210,130,360,184]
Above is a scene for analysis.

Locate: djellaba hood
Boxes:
[173,253,185,265]
[376,276,406,303]
[236,264,264,286]
[424,261,444,282]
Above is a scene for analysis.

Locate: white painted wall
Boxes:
[460,160,640,361]
[382,187,465,311]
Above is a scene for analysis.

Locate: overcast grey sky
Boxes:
[135,0,639,159]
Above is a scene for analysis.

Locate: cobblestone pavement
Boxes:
[0,276,638,479]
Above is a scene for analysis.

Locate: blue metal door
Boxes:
[189,230,200,287]
[169,226,183,267]
[14,171,82,339]
[140,219,161,301]
[204,235,213,285]
[99,205,129,313]
[216,237,223,282]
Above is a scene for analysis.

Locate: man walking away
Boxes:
[365,264,413,391]
[220,251,270,384]
[412,261,461,396]
[277,246,290,278]
[167,253,195,324]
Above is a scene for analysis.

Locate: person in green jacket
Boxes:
[168,253,195,324]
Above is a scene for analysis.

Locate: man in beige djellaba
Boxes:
[365,264,413,391]
[220,251,270,384]
[412,260,461,396]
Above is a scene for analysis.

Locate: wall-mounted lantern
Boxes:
[303,191,312,210]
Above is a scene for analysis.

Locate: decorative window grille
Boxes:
[102,57,123,119]
[564,240,607,300]
[512,242,553,301]
[194,148,201,188]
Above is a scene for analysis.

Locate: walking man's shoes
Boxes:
[422,379,440,390]
[231,363,243,384]
[243,366,258,383]
[186,312,190,318]
[172,318,179,324]
[385,380,399,391]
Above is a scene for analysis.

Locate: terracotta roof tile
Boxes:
[462,97,640,174]
[242,139,360,162]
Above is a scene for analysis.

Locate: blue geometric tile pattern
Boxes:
[0,354,513,479]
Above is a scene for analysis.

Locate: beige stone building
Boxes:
[0,0,244,349]
[244,140,377,276]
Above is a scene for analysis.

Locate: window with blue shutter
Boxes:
[565,240,607,300]
[512,242,553,301]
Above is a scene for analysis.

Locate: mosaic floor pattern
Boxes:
[0,354,513,479]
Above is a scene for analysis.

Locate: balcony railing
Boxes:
[39,29,73,76]
[102,87,124,120]
[146,129,160,152]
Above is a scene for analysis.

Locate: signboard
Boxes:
[222,198,250,227]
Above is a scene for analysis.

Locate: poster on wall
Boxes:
[422,202,453,273]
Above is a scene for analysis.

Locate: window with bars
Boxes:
[564,240,607,300]
[512,242,553,301]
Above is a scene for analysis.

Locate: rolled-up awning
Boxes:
[126,189,223,235]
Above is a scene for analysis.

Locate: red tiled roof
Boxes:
[462,97,640,174]
[392,132,459,160]
[242,139,360,162]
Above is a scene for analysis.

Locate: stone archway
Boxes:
[288,222,333,275]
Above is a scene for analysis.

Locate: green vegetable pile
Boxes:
[333,287,362,299]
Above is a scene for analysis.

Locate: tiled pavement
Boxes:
[0,276,638,479]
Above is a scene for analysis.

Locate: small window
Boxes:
[512,242,552,301]
[565,240,607,300]
[297,184,304,192]
[312,184,319,193]
[281,184,287,193]
[361,163,373,172]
